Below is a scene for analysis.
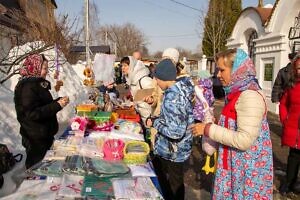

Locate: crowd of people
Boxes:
[9,47,300,199]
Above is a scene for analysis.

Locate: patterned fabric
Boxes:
[20,54,43,78]
[212,92,273,200]
[193,78,214,121]
[212,49,273,199]
[153,76,194,162]
[223,49,261,98]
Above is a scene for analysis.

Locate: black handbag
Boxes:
[0,143,23,174]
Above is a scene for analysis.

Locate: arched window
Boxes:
[247,30,258,60]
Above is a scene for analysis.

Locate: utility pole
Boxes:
[85,0,91,66]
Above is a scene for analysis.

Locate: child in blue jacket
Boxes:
[146,59,194,200]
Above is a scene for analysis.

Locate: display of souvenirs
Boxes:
[123,141,150,164]
[53,136,81,154]
[114,106,140,122]
[103,139,125,161]
[4,177,61,200]
[11,83,165,200]
[29,160,64,177]
[81,175,114,199]
[112,177,163,200]
[77,137,104,158]
[57,174,84,199]
[70,116,88,134]
[62,155,86,175]
[84,157,130,176]
[114,119,142,135]
[76,104,98,113]
[128,162,156,177]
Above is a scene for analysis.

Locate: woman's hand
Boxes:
[58,96,69,108]
[189,123,206,136]
[144,95,154,104]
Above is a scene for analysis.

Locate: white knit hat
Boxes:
[162,48,179,63]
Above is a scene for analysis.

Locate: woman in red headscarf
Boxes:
[14,54,69,168]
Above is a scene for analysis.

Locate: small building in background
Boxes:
[69,45,111,63]
[226,0,300,113]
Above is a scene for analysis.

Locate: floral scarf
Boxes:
[19,54,43,78]
[223,49,261,100]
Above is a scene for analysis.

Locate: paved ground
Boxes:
[184,99,300,200]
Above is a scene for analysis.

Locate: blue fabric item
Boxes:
[232,49,248,73]
[153,59,177,81]
[153,76,194,162]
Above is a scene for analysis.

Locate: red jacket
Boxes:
[279,81,300,148]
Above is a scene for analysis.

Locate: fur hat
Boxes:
[153,59,177,81]
[162,48,179,63]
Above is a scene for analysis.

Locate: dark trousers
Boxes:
[152,156,185,200]
[22,137,53,169]
[286,148,300,188]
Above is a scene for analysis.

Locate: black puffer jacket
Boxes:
[14,77,62,141]
[271,63,293,103]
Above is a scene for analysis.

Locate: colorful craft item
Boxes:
[103,139,125,161]
[110,112,118,123]
[114,119,142,135]
[76,104,98,113]
[70,117,88,134]
[123,141,150,164]
[93,121,114,132]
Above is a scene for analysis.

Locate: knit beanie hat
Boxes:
[153,59,177,81]
[162,48,179,63]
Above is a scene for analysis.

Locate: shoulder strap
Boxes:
[138,75,149,89]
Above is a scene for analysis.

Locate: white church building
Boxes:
[226,0,300,113]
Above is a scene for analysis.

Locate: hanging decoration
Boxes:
[83,66,95,86]
[54,44,64,92]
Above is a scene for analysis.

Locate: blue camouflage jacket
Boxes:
[153,76,194,162]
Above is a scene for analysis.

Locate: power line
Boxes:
[148,33,198,38]
[168,0,202,12]
[141,0,194,18]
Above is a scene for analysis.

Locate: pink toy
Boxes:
[103,139,125,161]
[70,117,88,133]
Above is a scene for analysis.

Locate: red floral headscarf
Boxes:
[20,54,43,77]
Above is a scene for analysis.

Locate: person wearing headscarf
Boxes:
[279,54,300,195]
[14,54,69,168]
[120,56,154,124]
[190,49,273,199]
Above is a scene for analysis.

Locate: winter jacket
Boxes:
[125,56,154,124]
[14,77,62,141]
[279,81,300,148]
[208,90,266,151]
[153,76,194,162]
[271,63,293,103]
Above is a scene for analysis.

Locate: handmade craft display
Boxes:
[123,141,150,164]
[103,139,125,161]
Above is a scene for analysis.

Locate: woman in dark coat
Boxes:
[279,54,300,194]
[14,54,69,169]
